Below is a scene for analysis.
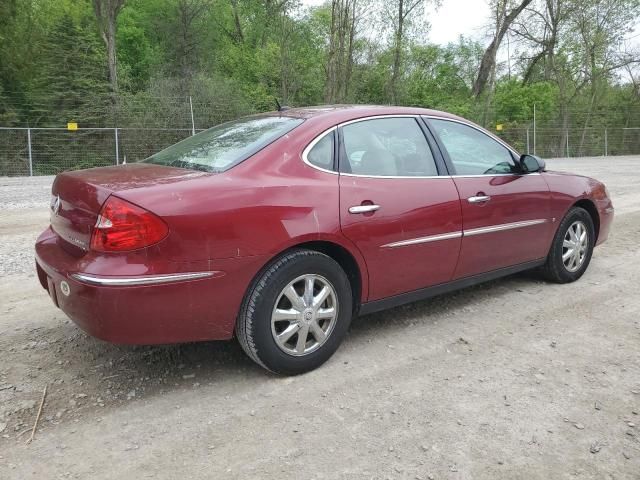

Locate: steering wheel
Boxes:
[483,162,513,175]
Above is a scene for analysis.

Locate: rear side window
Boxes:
[143,115,303,172]
[306,131,335,171]
[340,117,438,177]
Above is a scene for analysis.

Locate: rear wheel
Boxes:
[236,249,353,375]
[541,207,595,283]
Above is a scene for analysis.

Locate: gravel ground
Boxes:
[0,157,639,479]
[0,176,53,276]
[0,175,53,209]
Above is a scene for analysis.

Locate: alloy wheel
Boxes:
[562,220,589,273]
[271,274,339,356]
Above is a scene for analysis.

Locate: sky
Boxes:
[301,0,493,45]
[298,0,639,83]
[300,0,640,49]
[427,0,490,44]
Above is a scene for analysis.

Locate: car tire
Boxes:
[236,249,353,375]
[541,207,595,284]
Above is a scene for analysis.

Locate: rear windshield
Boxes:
[142,115,303,172]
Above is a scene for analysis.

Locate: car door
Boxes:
[425,117,552,279]
[337,116,463,301]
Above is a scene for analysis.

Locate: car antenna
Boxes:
[275,98,289,112]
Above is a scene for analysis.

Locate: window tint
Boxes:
[143,115,303,173]
[341,117,438,177]
[306,131,334,170]
[429,119,518,175]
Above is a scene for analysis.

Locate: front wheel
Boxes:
[236,249,353,375]
[541,207,595,283]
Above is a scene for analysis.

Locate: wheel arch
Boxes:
[290,240,364,313]
[572,198,600,242]
[244,237,368,317]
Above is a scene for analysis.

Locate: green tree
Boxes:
[493,80,558,125]
[30,12,110,126]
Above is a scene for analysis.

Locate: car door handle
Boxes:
[349,204,381,214]
[468,195,491,204]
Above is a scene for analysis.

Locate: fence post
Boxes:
[114,128,120,165]
[566,130,570,158]
[604,128,608,157]
[526,128,530,154]
[27,127,33,176]
[189,96,196,136]
[533,103,537,155]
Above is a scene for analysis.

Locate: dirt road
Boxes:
[1,157,639,479]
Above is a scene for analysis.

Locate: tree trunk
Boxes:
[390,0,404,104]
[279,17,290,103]
[324,0,338,103]
[472,0,533,97]
[176,0,197,95]
[473,37,499,98]
[481,65,496,126]
[558,101,569,157]
[261,0,276,47]
[522,49,546,84]
[578,91,596,156]
[342,0,356,101]
[230,0,244,43]
[92,0,125,106]
[105,19,118,99]
[324,0,358,103]
[336,2,346,101]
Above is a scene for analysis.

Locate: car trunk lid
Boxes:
[50,164,210,256]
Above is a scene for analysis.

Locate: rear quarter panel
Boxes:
[118,123,370,301]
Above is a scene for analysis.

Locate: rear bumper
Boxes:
[35,228,265,344]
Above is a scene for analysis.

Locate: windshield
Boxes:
[142,115,303,172]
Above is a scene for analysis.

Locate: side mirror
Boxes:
[520,154,546,173]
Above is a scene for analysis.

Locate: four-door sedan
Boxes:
[35,105,614,374]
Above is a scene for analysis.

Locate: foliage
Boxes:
[493,80,558,125]
[0,0,638,135]
[30,11,111,126]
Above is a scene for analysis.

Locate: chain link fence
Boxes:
[2,125,639,177]
[497,127,640,158]
[0,127,207,177]
[0,95,640,176]
[0,94,254,176]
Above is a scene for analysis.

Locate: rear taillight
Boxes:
[90,196,168,252]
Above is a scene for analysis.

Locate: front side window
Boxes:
[143,115,303,172]
[429,119,518,175]
[340,117,438,177]
[306,131,334,170]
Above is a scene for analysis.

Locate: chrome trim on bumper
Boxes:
[382,231,462,248]
[71,271,217,286]
[464,219,548,237]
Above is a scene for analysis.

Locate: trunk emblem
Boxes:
[51,195,61,215]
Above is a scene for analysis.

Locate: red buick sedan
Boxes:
[35,106,614,374]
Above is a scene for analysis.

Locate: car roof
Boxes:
[264,104,464,125]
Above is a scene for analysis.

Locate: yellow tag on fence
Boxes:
[496,124,504,131]
[67,122,78,131]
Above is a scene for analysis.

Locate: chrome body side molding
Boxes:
[381,219,548,249]
[381,231,462,248]
[463,219,548,237]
